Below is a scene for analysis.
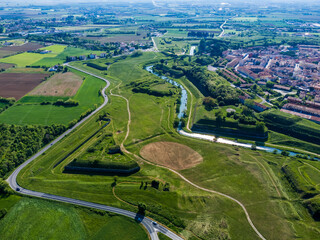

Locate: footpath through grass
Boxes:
[15,53,320,239]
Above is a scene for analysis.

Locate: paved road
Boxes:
[7,64,183,240]
[219,19,227,37]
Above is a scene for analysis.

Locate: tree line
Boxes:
[0,124,66,178]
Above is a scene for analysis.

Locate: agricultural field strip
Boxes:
[6,63,182,240]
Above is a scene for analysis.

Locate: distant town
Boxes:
[223,44,320,123]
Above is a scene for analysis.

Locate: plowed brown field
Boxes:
[140,141,203,170]
[0,42,44,52]
[29,72,82,97]
[0,42,44,58]
[0,73,50,99]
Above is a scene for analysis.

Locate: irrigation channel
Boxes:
[145,66,318,159]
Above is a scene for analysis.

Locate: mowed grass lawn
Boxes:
[0,45,66,67]
[0,70,105,125]
[0,197,148,240]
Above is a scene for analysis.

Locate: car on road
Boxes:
[16,187,20,191]
[152,221,157,226]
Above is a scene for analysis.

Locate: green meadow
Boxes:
[0,45,66,67]
[14,53,320,239]
[0,197,148,240]
[0,45,103,67]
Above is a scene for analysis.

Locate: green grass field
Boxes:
[0,45,103,68]
[0,69,104,125]
[154,37,199,54]
[14,52,320,239]
[0,45,66,67]
[164,29,188,38]
[33,47,104,67]
[0,197,148,240]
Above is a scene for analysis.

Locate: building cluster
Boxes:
[224,45,320,123]
[281,97,320,123]
[223,45,320,92]
[67,53,107,61]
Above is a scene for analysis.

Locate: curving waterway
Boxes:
[146,65,318,159]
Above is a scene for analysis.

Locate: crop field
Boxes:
[29,72,83,97]
[32,46,104,67]
[0,42,44,58]
[164,29,188,38]
[232,17,258,22]
[0,197,148,240]
[0,72,51,99]
[0,70,104,125]
[0,63,15,70]
[0,50,14,58]
[140,141,203,170]
[84,33,148,43]
[0,45,66,67]
[5,67,47,73]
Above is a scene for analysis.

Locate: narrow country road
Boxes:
[6,64,183,240]
[152,37,159,52]
[219,19,228,37]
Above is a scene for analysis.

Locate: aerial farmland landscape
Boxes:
[0,0,319,239]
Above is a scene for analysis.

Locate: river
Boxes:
[145,65,318,159]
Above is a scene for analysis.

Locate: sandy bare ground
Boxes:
[30,72,83,97]
[140,141,203,170]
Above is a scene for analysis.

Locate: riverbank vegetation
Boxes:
[13,52,320,239]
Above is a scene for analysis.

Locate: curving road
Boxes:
[219,19,228,37]
[6,64,183,240]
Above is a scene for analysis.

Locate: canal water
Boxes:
[145,65,318,160]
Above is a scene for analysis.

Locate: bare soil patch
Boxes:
[140,141,203,170]
[0,73,50,99]
[29,72,83,97]
[0,42,44,59]
[0,42,44,52]
[0,63,15,70]
[0,50,14,58]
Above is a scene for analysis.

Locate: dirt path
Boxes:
[113,86,267,240]
[110,86,131,149]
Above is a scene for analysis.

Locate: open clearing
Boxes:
[0,73,50,99]
[29,72,83,97]
[140,141,203,170]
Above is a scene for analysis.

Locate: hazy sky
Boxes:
[0,0,318,6]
